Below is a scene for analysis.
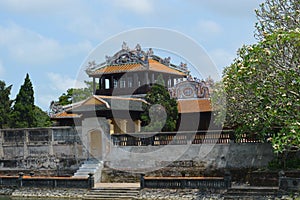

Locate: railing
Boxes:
[279,174,300,191]
[0,127,81,144]
[140,174,231,189]
[0,173,94,189]
[112,130,265,146]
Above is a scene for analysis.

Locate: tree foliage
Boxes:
[34,106,52,127]
[0,81,12,129]
[141,75,178,132]
[10,74,35,128]
[0,75,51,129]
[223,29,299,133]
[219,0,300,155]
[58,81,93,106]
[9,74,51,128]
[255,0,300,39]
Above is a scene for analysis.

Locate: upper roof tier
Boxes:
[86,42,189,77]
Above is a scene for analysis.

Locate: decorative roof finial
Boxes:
[122,41,129,51]
[135,44,141,52]
[147,48,154,57]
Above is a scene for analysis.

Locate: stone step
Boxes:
[88,190,139,194]
[73,173,90,177]
[73,160,103,184]
[75,168,98,173]
[224,195,276,200]
[81,164,102,168]
[73,175,89,179]
[83,196,136,200]
[83,187,139,200]
[84,159,102,164]
[224,186,279,199]
[227,186,278,194]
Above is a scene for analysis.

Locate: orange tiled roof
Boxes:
[177,99,212,113]
[52,96,211,119]
[91,59,186,76]
[51,112,81,119]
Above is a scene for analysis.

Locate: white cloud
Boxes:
[111,0,154,15]
[0,23,93,65]
[47,72,86,93]
[197,20,222,35]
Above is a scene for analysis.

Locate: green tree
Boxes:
[141,75,178,132]
[217,0,300,159]
[58,81,93,106]
[10,73,36,128]
[255,0,300,39]
[34,106,52,127]
[222,30,299,135]
[0,80,12,129]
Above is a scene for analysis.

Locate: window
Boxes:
[168,79,172,87]
[113,79,118,88]
[105,79,110,89]
[128,77,133,88]
[120,78,126,88]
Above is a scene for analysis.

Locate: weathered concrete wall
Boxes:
[0,127,87,175]
[105,143,274,172]
[102,143,274,182]
[0,125,276,180]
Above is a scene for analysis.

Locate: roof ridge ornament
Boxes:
[85,42,190,75]
[122,41,129,51]
[86,60,98,74]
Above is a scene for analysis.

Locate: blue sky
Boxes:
[0,0,263,111]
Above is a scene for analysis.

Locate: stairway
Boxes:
[224,186,279,200]
[73,159,103,183]
[83,187,140,200]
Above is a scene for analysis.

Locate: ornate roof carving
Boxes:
[169,80,210,99]
[86,42,190,75]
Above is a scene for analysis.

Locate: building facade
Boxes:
[51,43,213,161]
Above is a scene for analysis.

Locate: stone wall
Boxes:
[0,125,277,181]
[0,127,87,176]
[105,143,274,172]
[101,143,275,182]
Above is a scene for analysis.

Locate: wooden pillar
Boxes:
[92,77,96,94]
[108,119,114,135]
[134,120,141,133]
[102,77,106,89]
[99,77,103,90]
[120,120,127,134]
[110,76,113,89]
